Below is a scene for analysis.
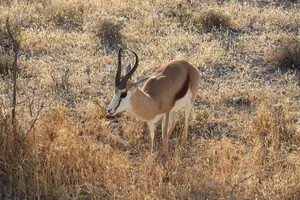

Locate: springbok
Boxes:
[107,48,200,163]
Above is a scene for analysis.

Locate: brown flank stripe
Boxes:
[175,75,189,101]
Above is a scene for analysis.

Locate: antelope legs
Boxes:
[147,121,155,164]
[168,111,178,137]
[162,112,170,165]
[151,102,192,164]
[156,102,193,162]
[183,102,193,149]
[156,111,177,161]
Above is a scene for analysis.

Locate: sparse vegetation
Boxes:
[268,35,300,72]
[0,28,12,54]
[0,55,12,76]
[48,1,84,31]
[163,2,233,33]
[94,18,124,55]
[193,9,232,33]
[0,0,300,199]
[0,27,13,75]
[163,2,194,28]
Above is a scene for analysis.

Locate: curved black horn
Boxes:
[115,48,122,87]
[119,50,138,88]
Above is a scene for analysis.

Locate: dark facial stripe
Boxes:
[114,91,127,111]
[175,75,190,101]
[114,95,122,111]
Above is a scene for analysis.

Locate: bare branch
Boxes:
[22,99,54,142]
[13,10,38,29]
[284,29,299,43]
[6,17,20,140]
[11,9,39,39]
[230,171,273,200]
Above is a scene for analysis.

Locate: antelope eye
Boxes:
[120,91,127,98]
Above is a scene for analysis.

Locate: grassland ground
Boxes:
[0,0,300,199]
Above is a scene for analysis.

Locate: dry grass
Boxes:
[0,0,300,199]
[193,9,232,33]
[94,17,125,55]
[0,26,13,75]
[267,35,300,72]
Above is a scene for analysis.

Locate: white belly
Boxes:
[152,114,163,123]
[171,88,192,111]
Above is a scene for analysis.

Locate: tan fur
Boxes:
[124,59,200,166]
[130,60,200,119]
[130,88,159,120]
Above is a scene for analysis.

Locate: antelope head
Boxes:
[107,48,148,116]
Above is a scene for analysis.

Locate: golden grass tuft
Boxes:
[1,107,130,199]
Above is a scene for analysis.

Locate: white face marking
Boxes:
[107,88,133,115]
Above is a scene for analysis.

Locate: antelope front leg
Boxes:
[162,112,170,166]
[183,103,193,149]
[168,111,177,137]
[147,121,155,165]
[156,112,177,161]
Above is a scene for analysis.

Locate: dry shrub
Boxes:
[0,27,13,54]
[163,2,194,28]
[0,55,12,76]
[268,35,300,72]
[0,106,11,149]
[94,17,124,54]
[52,11,83,31]
[0,107,131,199]
[235,101,300,199]
[194,109,228,139]
[76,102,146,153]
[119,114,146,144]
[75,101,121,147]
[200,138,242,194]
[193,9,232,33]
[76,101,107,136]
[50,66,72,92]
[187,132,300,199]
[22,0,52,5]
[36,107,74,142]
[249,102,298,152]
[163,3,232,34]
[46,1,84,31]
[0,27,13,75]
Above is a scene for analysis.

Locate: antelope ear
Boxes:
[125,64,132,74]
[132,77,150,88]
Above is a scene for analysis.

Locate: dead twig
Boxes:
[22,99,52,142]
[230,171,273,200]
[284,30,299,43]
[6,17,20,140]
